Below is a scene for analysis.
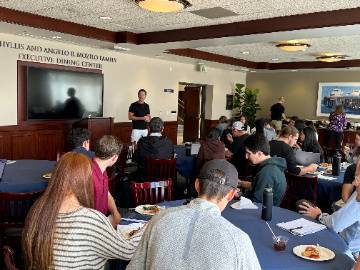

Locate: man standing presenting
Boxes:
[270,96,286,132]
[128,89,151,144]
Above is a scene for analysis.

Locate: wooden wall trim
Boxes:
[137,7,360,44]
[168,48,360,70]
[0,6,117,42]
[0,120,178,160]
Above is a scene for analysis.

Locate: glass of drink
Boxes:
[273,235,289,251]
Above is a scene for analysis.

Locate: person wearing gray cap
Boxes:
[126,159,260,270]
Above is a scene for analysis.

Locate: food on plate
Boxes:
[42,172,52,179]
[128,228,141,237]
[143,205,160,215]
[324,168,332,174]
[319,163,330,168]
[301,246,320,259]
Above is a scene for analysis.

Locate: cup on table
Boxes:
[272,235,288,251]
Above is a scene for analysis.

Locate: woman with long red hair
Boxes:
[22,152,141,269]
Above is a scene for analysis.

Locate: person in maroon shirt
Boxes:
[92,135,122,228]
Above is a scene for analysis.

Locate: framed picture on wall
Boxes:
[316,82,360,118]
[226,94,233,110]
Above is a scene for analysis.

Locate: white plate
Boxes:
[120,224,145,240]
[42,173,52,179]
[135,204,162,216]
[293,245,335,261]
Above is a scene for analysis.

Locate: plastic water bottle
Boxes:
[261,187,273,221]
[332,151,341,176]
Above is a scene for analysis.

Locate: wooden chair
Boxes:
[322,146,337,163]
[0,190,44,269]
[131,180,173,206]
[280,171,318,211]
[146,158,176,182]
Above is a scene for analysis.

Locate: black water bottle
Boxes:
[332,151,341,176]
[185,142,191,156]
[261,187,273,221]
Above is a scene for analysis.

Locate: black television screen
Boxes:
[27,67,103,120]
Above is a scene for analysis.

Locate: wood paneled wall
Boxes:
[0,121,178,160]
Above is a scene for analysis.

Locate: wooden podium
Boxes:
[73,117,113,149]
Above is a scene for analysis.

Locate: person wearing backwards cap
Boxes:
[226,121,250,177]
[126,159,261,270]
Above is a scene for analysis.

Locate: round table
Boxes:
[0,160,55,193]
[122,200,354,270]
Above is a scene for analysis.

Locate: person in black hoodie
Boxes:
[135,117,174,180]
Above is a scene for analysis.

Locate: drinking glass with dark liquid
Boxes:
[272,236,288,251]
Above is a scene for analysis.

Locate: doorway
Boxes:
[177,83,207,144]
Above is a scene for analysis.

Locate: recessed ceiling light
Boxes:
[99,16,113,20]
[241,51,250,55]
[249,70,256,73]
[113,44,131,51]
[276,40,310,52]
[240,68,249,72]
[271,58,279,61]
[197,62,205,65]
[52,36,62,39]
[316,54,348,62]
[291,69,298,72]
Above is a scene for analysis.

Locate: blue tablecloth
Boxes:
[122,200,354,270]
[315,170,344,212]
[0,160,55,193]
[174,145,196,179]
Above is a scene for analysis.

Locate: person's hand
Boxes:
[111,211,122,228]
[225,149,233,158]
[144,115,151,122]
[226,133,233,143]
[308,163,318,173]
[298,201,322,219]
[343,145,350,156]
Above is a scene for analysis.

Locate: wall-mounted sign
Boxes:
[164,89,175,93]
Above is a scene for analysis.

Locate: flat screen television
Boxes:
[26,67,103,120]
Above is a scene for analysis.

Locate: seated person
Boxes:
[239,134,286,206]
[342,148,360,203]
[299,126,324,162]
[227,121,249,177]
[92,135,122,228]
[23,152,142,269]
[344,131,360,163]
[126,159,261,270]
[299,176,360,260]
[239,115,251,133]
[196,127,225,175]
[135,117,174,178]
[255,118,276,141]
[66,127,95,158]
[216,115,228,136]
[270,126,317,175]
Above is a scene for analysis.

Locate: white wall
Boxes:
[0,32,245,125]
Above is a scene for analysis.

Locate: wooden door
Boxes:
[183,86,201,142]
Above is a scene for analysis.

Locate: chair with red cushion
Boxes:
[146,158,176,182]
[131,180,173,206]
[280,171,318,211]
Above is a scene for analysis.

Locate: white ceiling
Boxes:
[1,0,360,33]
[1,0,360,70]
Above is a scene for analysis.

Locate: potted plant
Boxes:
[233,83,261,128]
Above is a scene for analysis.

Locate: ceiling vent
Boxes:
[190,7,238,19]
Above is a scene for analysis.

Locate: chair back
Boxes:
[131,180,173,206]
[280,171,317,211]
[146,158,176,182]
[322,146,336,163]
[0,190,44,231]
